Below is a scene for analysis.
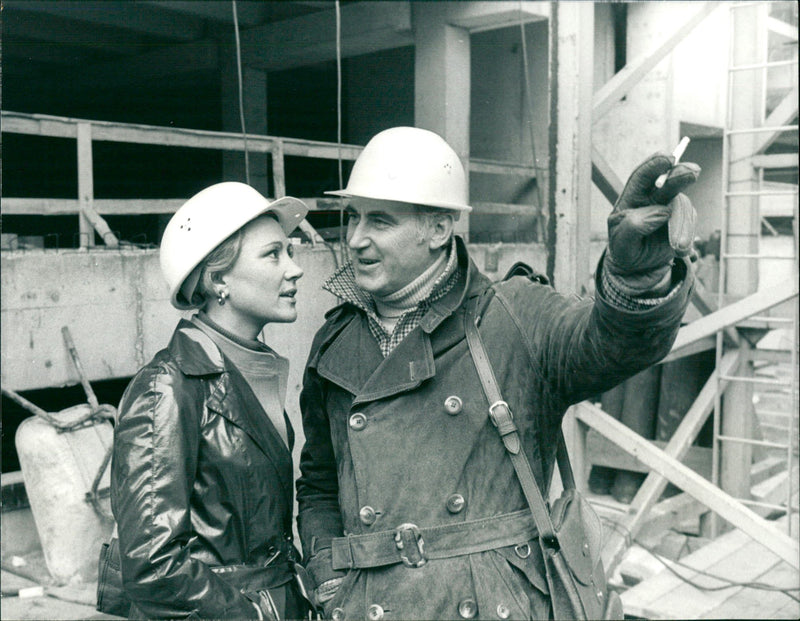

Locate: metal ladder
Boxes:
[712,0,799,536]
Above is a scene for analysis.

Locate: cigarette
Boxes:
[655,136,690,189]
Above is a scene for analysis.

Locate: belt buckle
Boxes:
[489,400,512,427]
[394,523,426,568]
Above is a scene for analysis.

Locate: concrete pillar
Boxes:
[412,2,471,239]
[219,42,269,196]
[548,1,594,295]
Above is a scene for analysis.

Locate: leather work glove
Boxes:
[605,153,700,296]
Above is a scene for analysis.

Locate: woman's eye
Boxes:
[286,245,294,259]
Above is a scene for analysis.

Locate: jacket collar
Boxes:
[168,318,226,376]
[316,237,492,404]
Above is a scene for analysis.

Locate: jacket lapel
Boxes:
[169,321,293,498]
[209,363,293,500]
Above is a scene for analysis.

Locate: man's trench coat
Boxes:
[297,238,692,620]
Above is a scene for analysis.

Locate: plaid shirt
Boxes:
[323,241,461,357]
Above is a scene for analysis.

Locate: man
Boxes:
[297,127,698,620]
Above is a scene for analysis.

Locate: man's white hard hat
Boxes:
[160,182,308,310]
[327,127,472,212]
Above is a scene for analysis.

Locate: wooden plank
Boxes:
[690,281,741,348]
[602,351,739,573]
[590,145,624,206]
[646,538,784,619]
[593,2,721,121]
[469,158,537,177]
[660,335,717,364]
[587,430,712,477]
[753,88,799,154]
[703,561,800,619]
[1,197,347,216]
[80,201,120,248]
[669,279,799,353]
[751,152,800,169]
[1,111,364,161]
[622,527,753,617]
[272,139,286,199]
[767,16,799,40]
[471,202,540,216]
[76,123,94,249]
[575,401,800,569]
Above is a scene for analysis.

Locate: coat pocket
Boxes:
[492,542,552,620]
[322,569,361,619]
[96,539,132,618]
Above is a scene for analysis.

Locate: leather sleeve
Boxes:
[492,254,693,409]
[111,364,257,619]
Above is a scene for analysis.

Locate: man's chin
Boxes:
[354,274,388,297]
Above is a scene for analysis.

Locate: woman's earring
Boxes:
[217,290,228,305]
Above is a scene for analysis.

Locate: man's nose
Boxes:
[347,220,369,249]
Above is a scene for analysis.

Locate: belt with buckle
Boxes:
[330,510,538,570]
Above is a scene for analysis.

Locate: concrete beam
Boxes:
[441,1,549,33]
[142,0,270,27]
[81,41,219,87]
[9,0,205,41]
[239,2,413,72]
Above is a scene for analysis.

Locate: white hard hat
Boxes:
[327,127,471,212]
[160,182,308,310]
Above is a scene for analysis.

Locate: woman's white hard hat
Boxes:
[160,182,308,310]
[326,126,472,212]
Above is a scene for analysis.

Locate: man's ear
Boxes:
[429,213,454,251]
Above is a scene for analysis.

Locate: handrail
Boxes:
[1,111,364,159]
[2,110,542,248]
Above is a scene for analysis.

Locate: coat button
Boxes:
[349,413,367,431]
[446,493,466,514]
[331,607,345,621]
[367,604,384,620]
[359,506,377,525]
[458,598,478,619]
[497,603,511,619]
[444,395,463,415]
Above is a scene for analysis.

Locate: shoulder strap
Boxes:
[464,296,573,547]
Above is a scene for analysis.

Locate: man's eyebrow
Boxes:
[367,210,396,220]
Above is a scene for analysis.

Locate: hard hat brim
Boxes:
[170,195,309,310]
[324,189,472,212]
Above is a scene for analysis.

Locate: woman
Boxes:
[107,182,309,619]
